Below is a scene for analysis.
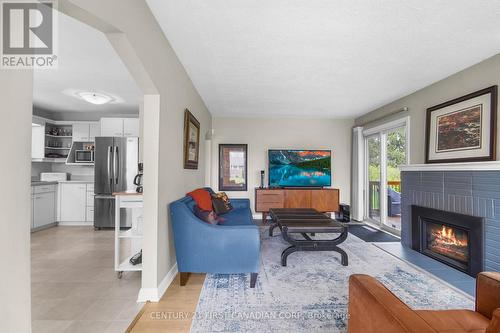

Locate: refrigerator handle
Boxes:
[107,146,113,189]
[114,146,119,185]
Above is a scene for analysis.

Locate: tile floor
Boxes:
[374,242,476,296]
[31,226,144,333]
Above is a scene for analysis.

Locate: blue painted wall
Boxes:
[401,170,500,272]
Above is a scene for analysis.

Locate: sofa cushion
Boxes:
[220,207,252,226]
[415,310,490,333]
[187,188,213,211]
[486,309,500,333]
[212,192,233,215]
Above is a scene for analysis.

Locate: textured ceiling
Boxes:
[33,12,142,113]
[146,0,500,118]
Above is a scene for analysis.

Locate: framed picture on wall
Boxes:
[425,86,497,163]
[219,144,248,191]
[183,109,200,169]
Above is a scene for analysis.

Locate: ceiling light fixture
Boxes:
[77,91,113,105]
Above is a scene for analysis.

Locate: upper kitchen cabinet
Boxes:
[73,122,100,142]
[31,124,45,159]
[89,122,100,141]
[123,118,140,137]
[100,118,139,137]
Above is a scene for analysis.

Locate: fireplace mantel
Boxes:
[400,161,500,172]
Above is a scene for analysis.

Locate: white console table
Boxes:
[113,192,143,278]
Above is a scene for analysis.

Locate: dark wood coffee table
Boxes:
[269,208,348,266]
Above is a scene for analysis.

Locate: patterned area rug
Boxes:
[190,229,474,333]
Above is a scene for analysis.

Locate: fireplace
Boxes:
[411,206,484,277]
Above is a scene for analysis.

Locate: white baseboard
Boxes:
[137,263,178,302]
[57,221,93,226]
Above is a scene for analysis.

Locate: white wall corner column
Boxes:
[0,70,33,333]
[351,126,364,221]
[139,94,161,302]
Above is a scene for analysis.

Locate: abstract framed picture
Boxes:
[425,86,497,163]
[183,109,200,169]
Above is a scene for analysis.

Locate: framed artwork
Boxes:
[425,86,497,163]
[219,144,248,191]
[183,109,200,169]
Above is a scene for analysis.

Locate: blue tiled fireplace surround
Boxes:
[401,170,500,272]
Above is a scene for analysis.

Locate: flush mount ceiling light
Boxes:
[77,91,114,105]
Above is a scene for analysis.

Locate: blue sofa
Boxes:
[169,190,260,287]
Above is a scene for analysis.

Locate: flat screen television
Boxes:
[268,149,331,187]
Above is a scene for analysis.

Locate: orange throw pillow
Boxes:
[187,189,213,211]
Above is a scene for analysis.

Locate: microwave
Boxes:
[75,150,94,163]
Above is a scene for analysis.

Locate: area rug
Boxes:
[190,229,474,333]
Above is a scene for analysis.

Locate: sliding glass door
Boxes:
[364,120,407,235]
[367,135,381,223]
[384,127,406,232]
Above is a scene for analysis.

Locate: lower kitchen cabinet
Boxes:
[33,192,56,228]
[59,182,93,225]
[31,185,57,231]
[60,183,87,222]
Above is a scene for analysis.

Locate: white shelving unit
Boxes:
[114,192,143,278]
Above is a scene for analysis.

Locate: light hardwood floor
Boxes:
[31,226,144,333]
[127,273,205,333]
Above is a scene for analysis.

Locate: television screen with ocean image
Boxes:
[268,150,331,187]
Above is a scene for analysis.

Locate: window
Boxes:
[219,144,248,191]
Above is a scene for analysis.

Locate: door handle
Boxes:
[114,146,119,184]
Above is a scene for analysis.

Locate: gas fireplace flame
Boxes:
[437,225,467,247]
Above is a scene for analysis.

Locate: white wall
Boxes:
[211,117,354,213]
[355,53,500,163]
[0,71,33,333]
[63,0,212,294]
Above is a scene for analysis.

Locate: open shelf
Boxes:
[45,134,72,138]
[119,228,143,239]
[118,254,142,271]
[45,147,71,150]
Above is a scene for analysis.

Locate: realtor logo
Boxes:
[1,0,58,68]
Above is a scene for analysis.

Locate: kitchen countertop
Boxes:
[31,181,59,186]
[58,180,94,184]
[31,180,93,186]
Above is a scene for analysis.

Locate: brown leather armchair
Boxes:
[348,272,500,333]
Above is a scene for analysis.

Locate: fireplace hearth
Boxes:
[411,206,484,277]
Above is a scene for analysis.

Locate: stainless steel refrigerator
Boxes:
[94,137,139,229]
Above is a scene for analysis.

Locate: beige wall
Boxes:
[0,71,33,333]
[211,117,354,213]
[64,0,212,292]
[355,53,500,164]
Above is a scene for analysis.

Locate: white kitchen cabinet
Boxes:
[73,122,100,142]
[86,207,94,222]
[72,123,90,141]
[86,185,94,223]
[89,122,100,140]
[60,183,87,222]
[100,118,139,137]
[31,184,56,231]
[31,125,45,159]
[33,192,56,228]
[123,118,140,137]
[100,118,124,137]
